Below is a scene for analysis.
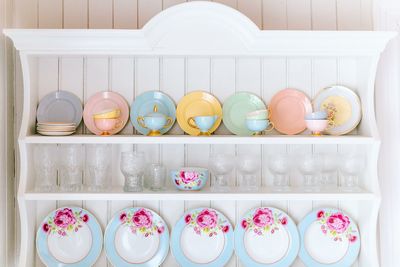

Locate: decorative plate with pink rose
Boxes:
[235,207,299,267]
[171,208,234,267]
[104,207,169,267]
[36,206,103,267]
[298,208,360,267]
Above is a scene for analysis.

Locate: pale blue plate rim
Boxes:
[171,207,234,267]
[104,207,170,267]
[130,91,176,135]
[234,207,299,267]
[36,206,103,267]
[298,208,361,267]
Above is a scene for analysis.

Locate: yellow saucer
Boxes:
[176,91,222,136]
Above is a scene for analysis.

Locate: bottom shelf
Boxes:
[24,187,377,201]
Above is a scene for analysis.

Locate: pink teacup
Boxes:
[305,119,329,136]
[94,118,122,136]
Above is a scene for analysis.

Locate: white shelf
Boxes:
[24,187,376,201]
[22,134,377,145]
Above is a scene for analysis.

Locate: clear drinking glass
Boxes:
[208,153,234,192]
[120,151,146,192]
[147,163,166,191]
[86,144,112,192]
[298,154,322,192]
[34,144,58,192]
[268,154,291,192]
[320,153,338,190]
[339,153,365,192]
[59,144,83,192]
[237,154,260,192]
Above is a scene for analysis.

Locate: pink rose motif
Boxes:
[120,213,127,222]
[317,210,325,219]
[185,214,192,224]
[326,212,350,234]
[241,219,248,229]
[349,235,357,243]
[54,208,76,228]
[280,217,288,226]
[42,223,49,233]
[180,171,199,184]
[157,225,165,234]
[196,209,218,229]
[133,208,153,228]
[253,208,274,227]
[222,225,229,233]
[81,214,89,223]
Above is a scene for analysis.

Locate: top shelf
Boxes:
[21,134,377,145]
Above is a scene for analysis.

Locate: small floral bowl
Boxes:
[171,168,209,191]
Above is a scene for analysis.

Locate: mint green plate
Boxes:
[222,92,266,136]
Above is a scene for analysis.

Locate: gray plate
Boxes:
[37,91,83,126]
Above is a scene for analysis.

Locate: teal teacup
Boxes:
[188,115,218,136]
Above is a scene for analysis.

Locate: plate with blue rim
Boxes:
[235,207,299,267]
[298,208,360,267]
[171,207,234,267]
[130,91,176,135]
[104,207,169,267]
[36,206,102,267]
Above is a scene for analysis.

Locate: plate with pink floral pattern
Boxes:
[235,207,299,266]
[36,207,103,267]
[298,208,360,267]
[104,207,169,267]
[171,208,234,267]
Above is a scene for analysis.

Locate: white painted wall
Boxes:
[6,0,400,266]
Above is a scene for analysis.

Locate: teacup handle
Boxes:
[265,121,275,132]
[137,116,148,129]
[163,117,173,129]
[187,117,198,129]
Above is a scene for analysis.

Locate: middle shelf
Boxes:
[22,134,377,145]
[24,187,376,201]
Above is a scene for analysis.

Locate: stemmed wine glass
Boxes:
[268,154,292,192]
[120,151,146,192]
[297,154,322,192]
[320,153,338,190]
[237,154,260,192]
[339,153,365,192]
[208,153,234,192]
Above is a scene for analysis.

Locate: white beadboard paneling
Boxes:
[262,0,287,30]
[186,57,211,92]
[38,0,63,28]
[60,57,85,133]
[88,0,113,29]
[63,0,88,29]
[113,0,138,29]
[161,57,185,134]
[110,57,134,134]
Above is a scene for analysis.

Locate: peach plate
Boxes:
[269,89,312,135]
[83,92,129,135]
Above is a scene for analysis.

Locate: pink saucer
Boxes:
[83,92,129,135]
[269,89,312,135]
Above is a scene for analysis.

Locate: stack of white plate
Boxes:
[36,122,76,136]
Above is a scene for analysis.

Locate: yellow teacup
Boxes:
[93,109,121,119]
